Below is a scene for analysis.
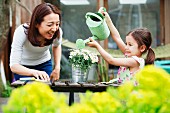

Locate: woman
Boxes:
[10,3,62,82]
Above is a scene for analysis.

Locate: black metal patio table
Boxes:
[11,79,120,106]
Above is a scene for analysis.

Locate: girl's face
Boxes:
[36,13,60,40]
[125,34,142,57]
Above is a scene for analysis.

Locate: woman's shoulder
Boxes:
[131,56,145,69]
[13,23,29,42]
[15,23,29,32]
[22,23,29,29]
[59,27,63,35]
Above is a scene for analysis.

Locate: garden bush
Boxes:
[2,65,170,113]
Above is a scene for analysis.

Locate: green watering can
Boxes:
[76,7,110,49]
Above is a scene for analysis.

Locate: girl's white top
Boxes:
[10,24,63,67]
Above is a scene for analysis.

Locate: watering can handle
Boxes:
[85,12,103,21]
[98,7,106,13]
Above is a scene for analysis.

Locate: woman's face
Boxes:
[36,13,60,40]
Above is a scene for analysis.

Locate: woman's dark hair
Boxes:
[27,3,61,46]
[127,28,155,65]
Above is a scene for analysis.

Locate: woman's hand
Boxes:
[50,68,60,82]
[31,70,50,81]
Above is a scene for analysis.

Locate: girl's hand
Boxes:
[87,37,99,48]
[98,8,109,19]
[50,68,60,82]
[98,9,112,27]
[31,70,50,81]
[103,12,111,22]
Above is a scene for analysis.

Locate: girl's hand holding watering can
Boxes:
[98,7,112,25]
[87,37,99,48]
[98,8,113,26]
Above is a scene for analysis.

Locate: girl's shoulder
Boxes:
[131,56,145,69]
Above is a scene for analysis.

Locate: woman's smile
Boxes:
[47,31,54,38]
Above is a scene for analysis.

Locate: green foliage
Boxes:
[69,49,98,72]
[107,65,170,113]
[97,57,109,82]
[60,54,71,79]
[62,65,170,113]
[0,81,12,97]
[1,86,12,97]
[3,65,170,113]
[62,91,122,113]
[2,82,67,113]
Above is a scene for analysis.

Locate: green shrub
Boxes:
[3,65,170,113]
[2,82,67,113]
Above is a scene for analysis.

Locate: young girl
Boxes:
[87,11,155,84]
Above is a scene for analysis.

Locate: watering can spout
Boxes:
[76,36,98,49]
[76,7,110,49]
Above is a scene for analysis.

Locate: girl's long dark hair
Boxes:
[127,28,155,65]
[27,3,61,46]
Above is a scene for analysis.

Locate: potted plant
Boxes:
[69,49,98,82]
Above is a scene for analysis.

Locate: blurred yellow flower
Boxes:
[3,82,67,113]
[3,65,170,113]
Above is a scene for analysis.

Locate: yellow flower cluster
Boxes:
[61,92,121,113]
[3,65,170,113]
[2,82,67,113]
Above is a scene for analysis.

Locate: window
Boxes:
[108,0,160,49]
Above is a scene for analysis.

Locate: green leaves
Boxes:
[2,82,67,113]
[1,81,12,97]
[3,65,170,113]
[69,49,98,72]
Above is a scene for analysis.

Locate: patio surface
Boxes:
[0,97,9,113]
